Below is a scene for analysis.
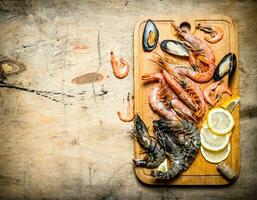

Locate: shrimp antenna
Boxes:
[151,52,184,83]
[171,21,176,28]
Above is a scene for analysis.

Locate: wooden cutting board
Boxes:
[133,15,239,185]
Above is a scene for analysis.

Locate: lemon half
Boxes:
[207,108,234,135]
[200,122,231,151]
[201,144,230,164]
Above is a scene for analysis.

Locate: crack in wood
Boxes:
[95,86,108,97]
[0,81,74,105]
[61,23,69,111]
[92,30,102,102]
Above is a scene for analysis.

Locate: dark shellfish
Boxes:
[228,54,237,83]
[142,19,159,52]
[214,53,237,83]
[160,40,189,57]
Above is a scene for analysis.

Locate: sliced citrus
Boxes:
[201,144,230,164]
[200,122,231,151]
[222,97,240,113]
[207,107,234,135]
[157,158,168,172]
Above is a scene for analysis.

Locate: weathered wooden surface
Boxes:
[0,0,256,199]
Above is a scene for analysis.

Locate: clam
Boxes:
[214,53,237,83]
[142,19,159,52]
[160,40,189,57]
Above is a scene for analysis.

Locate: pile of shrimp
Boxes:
[142,22,225,122]
[133,22,231,179]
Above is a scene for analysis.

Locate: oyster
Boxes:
[160,40,189,57]
[214,53,237,82]
[142,19,159,52]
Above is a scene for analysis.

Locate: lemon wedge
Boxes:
[223,97,240,113]
[200,122,231,151]
[201,144,230,163]
[207,108,234,135]
[157,158,169,172]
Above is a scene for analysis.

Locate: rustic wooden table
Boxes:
[0,0,256,199]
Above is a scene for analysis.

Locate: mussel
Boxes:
[214,53,237,83]
[142,19,159,52]
[160,40,189,57]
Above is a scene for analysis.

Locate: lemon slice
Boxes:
[157,158,168,172]
[207,108,234,135]
[200,122,231,151]
[201,144,230,163]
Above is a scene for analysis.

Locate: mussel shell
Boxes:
[214,53,237,81]
[142,19,159,52]
[228,53,237,83]
[160,40,189,57]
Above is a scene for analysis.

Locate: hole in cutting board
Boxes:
[180,22,191,32]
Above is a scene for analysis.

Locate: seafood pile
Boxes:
[133,20,237,180]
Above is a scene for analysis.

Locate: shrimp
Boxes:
[171,22,216,82]
[142,73,178,103]
[133,115,166,168]
[196,23,224,44]
[163,68,205,118]
[152,53,206,117]
[110,51,129,79]
[142,73,197,122]
[170,99,198,122]
[117,93,134,122]
[133,115,200,179]
[162,69,198,112]
[151,118,201,179]
[147,79,179,121]
[185,76,206,118]
[203,79,232,106]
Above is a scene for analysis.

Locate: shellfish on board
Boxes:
[214,53,237,83]
[160,40,189,57]
[142,19,159,52]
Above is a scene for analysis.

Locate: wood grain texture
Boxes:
[0,0,256,199]
[134,15,239,185]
